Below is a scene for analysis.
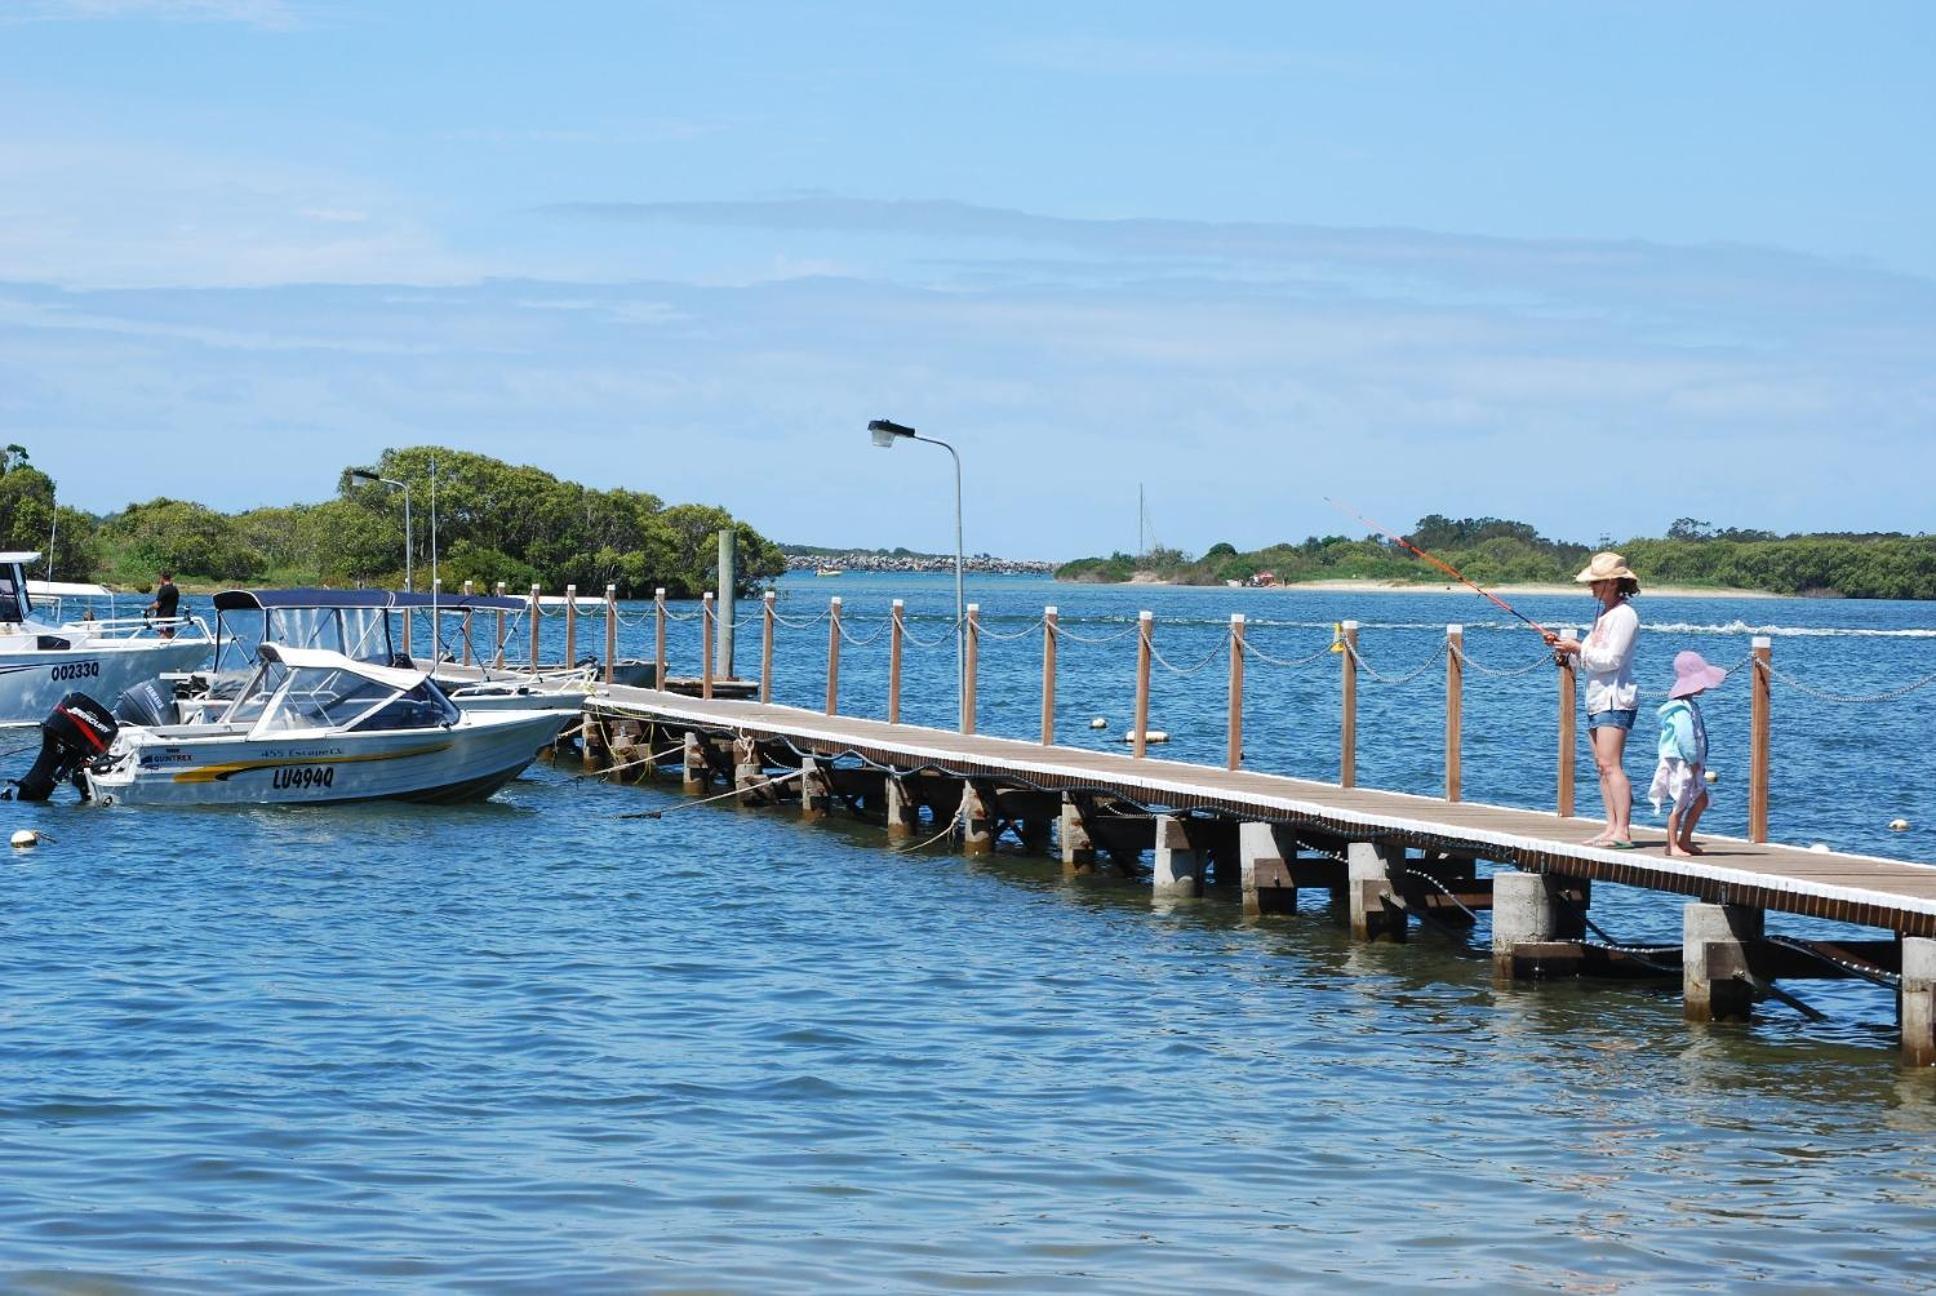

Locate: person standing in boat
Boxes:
[147,571,180,639]
[1544,553,1641,848]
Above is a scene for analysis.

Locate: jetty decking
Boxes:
[570,679,1936,1062]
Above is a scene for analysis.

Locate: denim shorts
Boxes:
[1587,708,1638,732]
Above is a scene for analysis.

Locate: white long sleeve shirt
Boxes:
[1576,601,1639,714]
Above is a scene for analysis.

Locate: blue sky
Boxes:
[1,0,1930,558]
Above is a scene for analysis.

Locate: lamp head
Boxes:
[868,418,915,448]
[348,468,379,483]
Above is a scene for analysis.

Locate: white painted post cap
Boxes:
[1447,623,1462,635]
[1752,635,1773,648]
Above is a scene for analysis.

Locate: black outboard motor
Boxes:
[9,692,119,802]
[114,678,180,729]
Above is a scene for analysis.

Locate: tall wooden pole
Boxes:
[1227,612,1245,771]
[1557,624,1577,817]
[564,584,578,668]
[962,603,980,735]
[653,588,667,692]
[603,584,617,685]
[888,599,904,724]
[1040,606,1058,745]
[760,590,776,704]
[1445,624,1464,802]
[527,584,541,676]
[1340,620,1359,788]
[701,592,715,700]
[493,581,507,668]
[1133,610,1153,759]
[825,596,842,716]
[1749,635,1772,843]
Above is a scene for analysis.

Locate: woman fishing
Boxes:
[1544,553,1642,848]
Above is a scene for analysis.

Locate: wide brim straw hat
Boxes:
[1574,551,1638,584]
[1669,650,1728,700]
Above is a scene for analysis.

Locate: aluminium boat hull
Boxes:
[85,708,568,807]
[0,637,209,726]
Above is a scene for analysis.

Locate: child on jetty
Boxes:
[1651,651,1728,857]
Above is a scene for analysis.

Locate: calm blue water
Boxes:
[2,575,1933,1290]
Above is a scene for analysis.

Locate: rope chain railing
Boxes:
[975,615,1046,643]
[1345,637,1448,688]
[1449,642,1554,678]
[771,608,831,631]
[1054,621,1140,646]
[1764,661,1936,706]
[1240,637,1335,670]
[1149,631,1231,676]
[900,616,963,649]
[836,619,891,648]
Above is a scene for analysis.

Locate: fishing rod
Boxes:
[1323,497,1555,639]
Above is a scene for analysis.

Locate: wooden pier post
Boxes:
[1132,610,1153,759]
[884,774,919,840]
[603,584,617,685]
[1444,624,1463,801]
[963,604,980,735]
[1348,840,1405,941]
[681,730,707,794]
[799,757,830,821]
[653,588,667,693]
[1749,635,1772,844]
[1340,620,1360,788]
[888,600,904,724]
[760,590,776,704]
[527,584,541,675]
[564,584,578,667]
[825,596,842,716]
[1059,793,1094,874]
[1684,902,1763,1022]
[1227,612,1245,771]
[493,581,507,668]
[1238,821,1296,916]
[959,781,992,856]
[1556,624,1577,817]
[1152,815,1203,899]
[1490,871,1588,980]
[1040,606,1057,745]
[701,593,715,700]
[1904,937,1936,1067]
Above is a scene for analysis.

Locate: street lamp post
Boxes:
[349,469,413,592]
[868,418,966,730]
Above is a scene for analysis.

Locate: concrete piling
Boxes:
[1348,841,1407,941]
[733,737,768,805]
[1684,902,1765,1022]
[1238,821,1297,916]
[799,758,831,822]
[959,782,994,857]
[681,731,707,794]
[1059,794,1095,874]
[1902,937,1936,1066]
[1152,814,1204,899]
[884,775,920,841]
[1491,871,1588,979]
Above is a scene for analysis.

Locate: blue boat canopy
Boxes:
[212,588,528,613]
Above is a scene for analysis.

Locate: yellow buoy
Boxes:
[1329,622,1345,654]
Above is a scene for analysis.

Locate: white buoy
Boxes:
[1703,769,1719,784]
[1808,842,1831,853]
[10,829,39,849]
[1121,730,1170,744]
[1089,717,1108,730]
[1890,818,1911,832]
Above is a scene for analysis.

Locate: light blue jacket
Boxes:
[1656,698,1707,765]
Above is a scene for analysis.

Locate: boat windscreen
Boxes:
[254,666,409,733]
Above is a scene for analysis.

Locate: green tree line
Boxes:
[1057,513,1936,600]
[0,445,784,597]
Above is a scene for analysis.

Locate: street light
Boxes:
[868,417,966,729]
[348,468,413,592]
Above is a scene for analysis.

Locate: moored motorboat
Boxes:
[0,552,210,725]
[60,644,568,807]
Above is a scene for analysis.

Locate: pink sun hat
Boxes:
[1669,651,1728,699]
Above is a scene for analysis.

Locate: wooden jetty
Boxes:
[574,657,1936,1064]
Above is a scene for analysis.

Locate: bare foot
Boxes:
[1665,844,1694,857]
[1583,831,1615,846]
[1679,841,1705,856]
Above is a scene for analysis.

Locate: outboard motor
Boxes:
[114,679,180,729]
[9,692,119,802]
